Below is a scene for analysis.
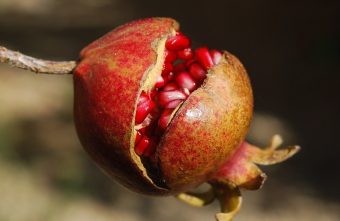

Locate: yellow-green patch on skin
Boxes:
[157,52,253,193]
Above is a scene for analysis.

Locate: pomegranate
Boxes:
[0,17,300,221]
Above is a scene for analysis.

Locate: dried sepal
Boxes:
[211,142,267,190]
[176,187,215,207]
[247,134,301,165]
[176,183,242,221]
[213,183,242,221]
[176,135,299,220]
[211,135,300,190]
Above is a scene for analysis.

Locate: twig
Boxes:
[0,46,76,74]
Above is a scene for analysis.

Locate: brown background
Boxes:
[0,0,339,220]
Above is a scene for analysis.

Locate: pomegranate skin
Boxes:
[158,52,253,192]
[73,17,253,195]
[73,18,178,195]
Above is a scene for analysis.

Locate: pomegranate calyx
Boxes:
[176,182,241,221]
[176,187,215,207]
[211,135,300,190]
[247,134,301,165]
[175,135,299,221]
[211,142,267,191]
[213,183,242,221]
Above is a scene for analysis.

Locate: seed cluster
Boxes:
[134,32,222,157]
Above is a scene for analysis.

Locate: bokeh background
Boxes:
[0,0,339,220]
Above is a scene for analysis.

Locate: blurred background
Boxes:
[0,0,339,220]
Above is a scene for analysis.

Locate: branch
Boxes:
[0,46,77,74]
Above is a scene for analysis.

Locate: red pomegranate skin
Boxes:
[73,18,178,195]
[73,17,253,195]
[158,52,253,192]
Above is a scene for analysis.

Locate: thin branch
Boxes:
[0,46,77,74]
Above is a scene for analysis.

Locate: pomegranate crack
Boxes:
[134,32,222,160]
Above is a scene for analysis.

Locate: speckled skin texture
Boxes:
[73,17,253,195]
[157,52,253,193]
[73,18,178,195]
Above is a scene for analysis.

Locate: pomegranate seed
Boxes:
[195,47,214,70]
[162,62,173,74]
[139,125,153,136]
[149,89,157,99]
[135,100,155,124]
[162,71,174,82]
[135,135,150,155]
[138,127,146,134]
[166,35,191,51]
[143,138,157,157]
[158,109,174,130]
[155,76,165,88]
[135,130,143,145]
[189,63,207,81]
[138,91,149,105]
[165,99,183,109]
[177,48,193,60]
[163,82,179,91]
[165,51,177,63]
[175,72,197,92]
[158,90,187,107]
[210,50,222,65]
[173,62,186,73]
[185,58,196,68]
[168,72,175,81]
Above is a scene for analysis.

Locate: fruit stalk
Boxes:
[0,46,76,74]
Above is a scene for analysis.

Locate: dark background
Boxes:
[0,0,339,220]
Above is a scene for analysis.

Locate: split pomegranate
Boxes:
[134,32,222,160]
[72,18,299,220]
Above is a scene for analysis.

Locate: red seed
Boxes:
[143,138,157,157]
[138,127,146,134]
[195,47,214,70]
[177,48,193,60]
[135,135,150,156]
[163,82,179,91]
[173,62,186,73]
[185,58,196,68]
[138,91,149,105]
[155,75,165,88]
[158,109,174,130]
[165,99,183,109]
[135,130,143,145]
[149,89,157,99]
[210,49,222,65]
[175,72,197,92]
[162,62,173,74]
[135,100,155,124]
[168,72,175,81]
[166,35,191,51]
[189,63,207,82]
[165,51,177,63]
[162,71,174,82]
[158,90,187,107]
[139,125,153,136]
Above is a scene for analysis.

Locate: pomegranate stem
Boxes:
[0,46,76,74]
